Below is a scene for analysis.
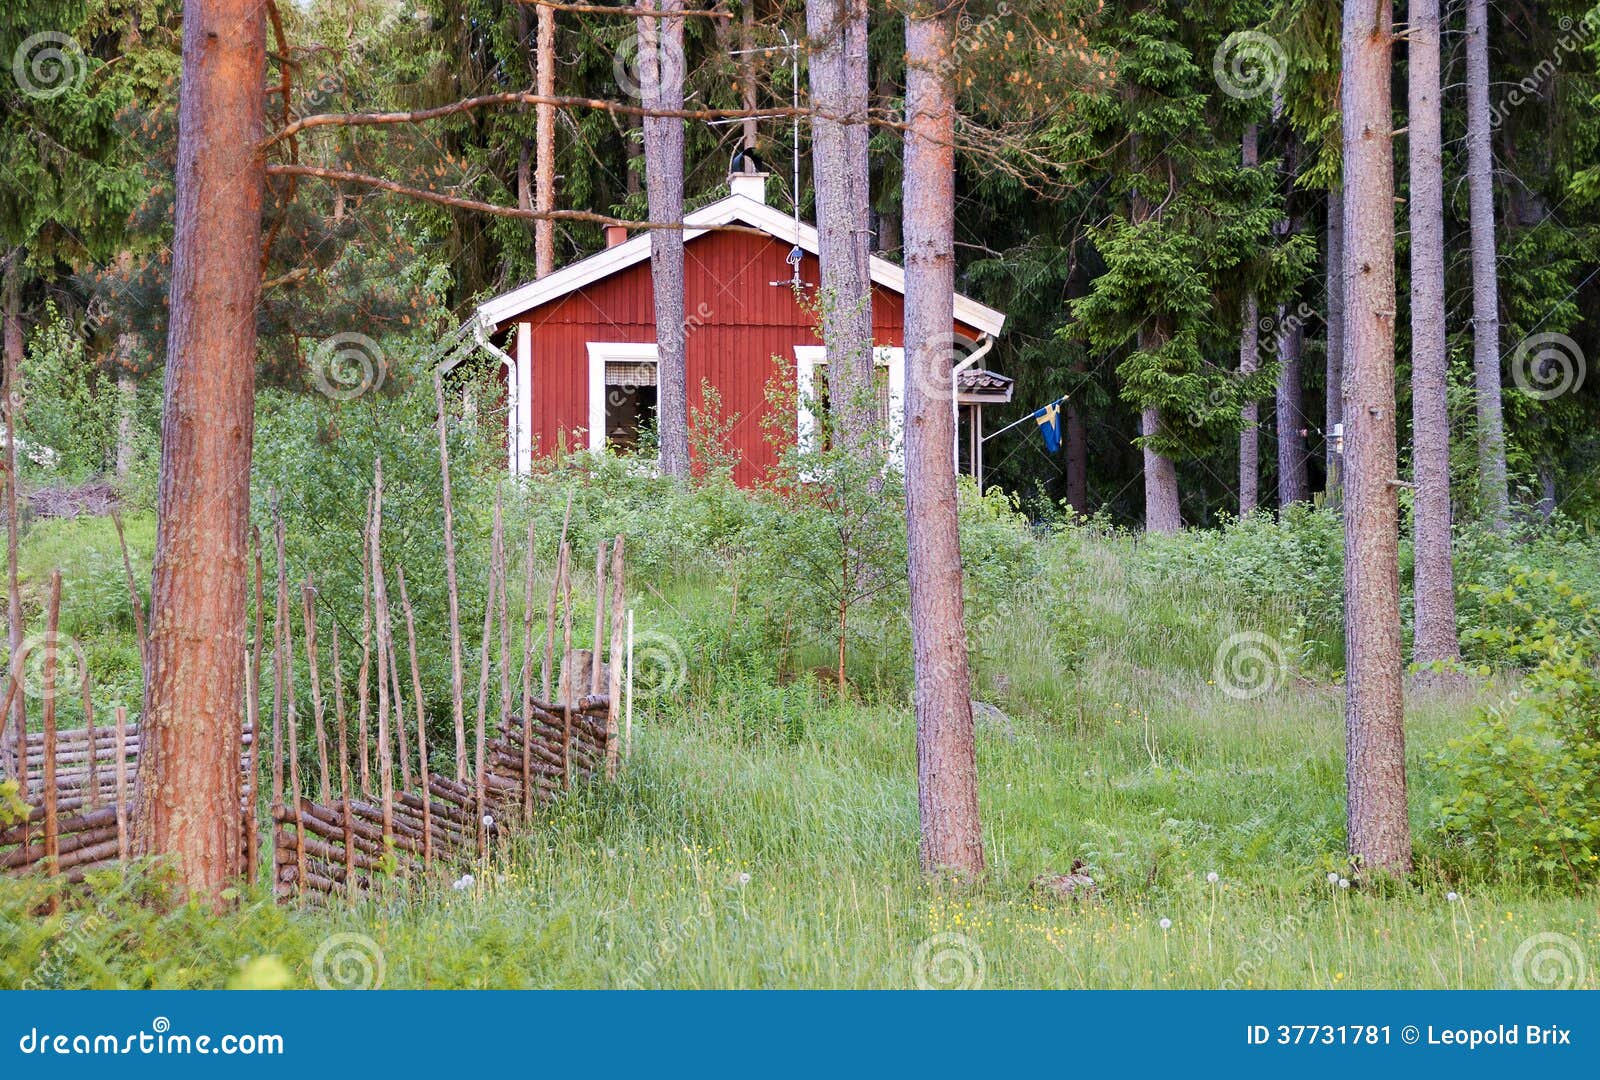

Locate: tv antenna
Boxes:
[713,28,801,230]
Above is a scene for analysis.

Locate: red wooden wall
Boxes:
[506,227,980,488]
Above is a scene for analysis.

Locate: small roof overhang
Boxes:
[956,368,1014,405]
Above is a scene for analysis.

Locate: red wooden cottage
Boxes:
[464,169,1010,488]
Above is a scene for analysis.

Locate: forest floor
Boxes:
[2,509,1596,989]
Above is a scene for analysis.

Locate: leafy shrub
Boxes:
[17,304,124,484]
[1431,572,1600,886]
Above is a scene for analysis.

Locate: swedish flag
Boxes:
[1032,400,1062,453]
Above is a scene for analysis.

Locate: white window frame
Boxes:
[586,341,660,453]
[793,345,904,465]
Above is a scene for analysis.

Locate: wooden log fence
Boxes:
[1,459,636,903]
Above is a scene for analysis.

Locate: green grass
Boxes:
[2,510,1596,990]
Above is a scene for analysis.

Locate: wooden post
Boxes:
[625,608,634,759]
[270,506,287,814]
[242,650,259,885]
[269,507,288,895]
[357,491,374,797]
[497,502,512,777]
[369,461,394,858]
[387,624,412,791]
[474,491,504,860]
[114,705,130,863]
[42,571,62,907]
[542,492,572,701]
[606,537,626,779]
[248,531,264,882]
[110,509,149,672]
[520,518,537,816]
[331,623,347,806]
[590,540,607,698]
[301,580,332,802]
[559,541,574,791]
[332,622,355,899]
[397,567,433,870]
[79,652,97,808]
[434,373,468,782]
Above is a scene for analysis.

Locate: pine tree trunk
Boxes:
[115,368,138,479]
[903,6,983,879]
[1407,0,1460,672]
[1340,0,1410,876]
[1325,186,1345,496]
[1065,399,1088,513]
[740,5,758,151]
[1465,0,1509,528]
[1240,294,1260,516]
[1239,125,1260,517]
[133,0,266,902]
[534,2,556,277]
[808,0,875,449]
[2,257,23,769]
[1276,309,1309,505]
[639,0,689,478]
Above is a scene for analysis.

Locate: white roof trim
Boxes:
[474,194,1007,336]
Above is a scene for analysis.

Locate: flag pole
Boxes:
[981,394,1069,444]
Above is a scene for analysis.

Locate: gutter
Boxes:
[951,333,995,473]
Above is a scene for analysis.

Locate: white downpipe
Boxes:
[472,315,520,474]
[950,334,995,473]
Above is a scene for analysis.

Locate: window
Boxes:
[793,346,904,463]
[586,343,659,453]
[603,361,657,450]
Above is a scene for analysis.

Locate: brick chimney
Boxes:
[604,224,629,248]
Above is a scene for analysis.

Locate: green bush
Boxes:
[1431,571,1600,886]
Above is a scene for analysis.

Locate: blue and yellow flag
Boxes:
[1032,400,1062,453]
